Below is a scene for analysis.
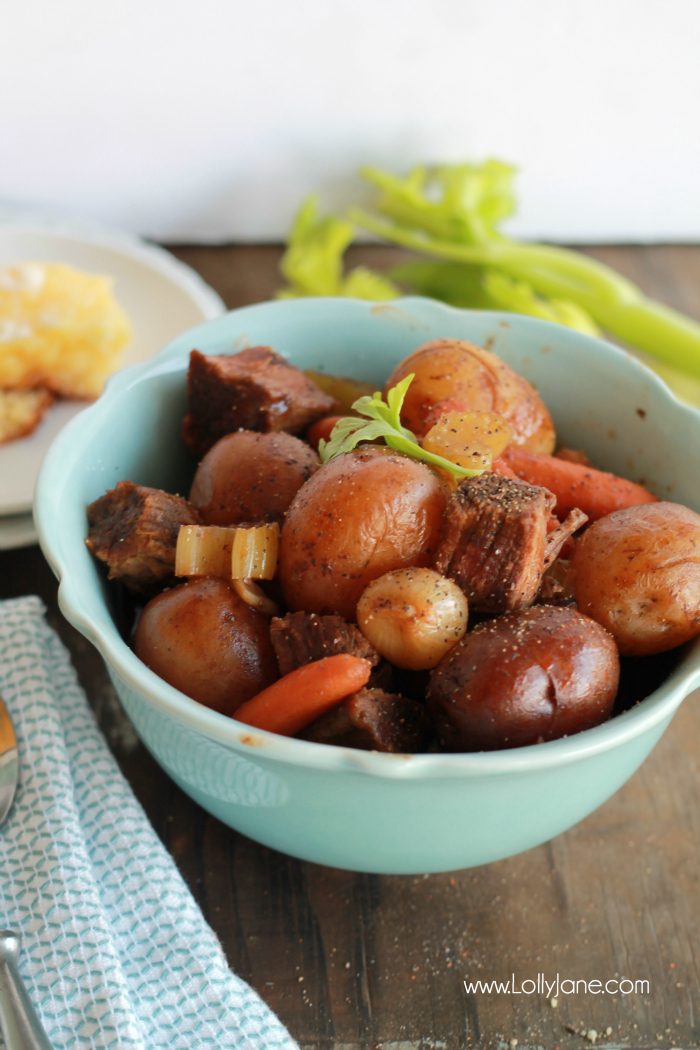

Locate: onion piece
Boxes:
[231,579,280,617]
[357,567,469,670]
[422,410,513,473]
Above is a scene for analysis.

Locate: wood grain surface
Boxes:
[1,244,698,1050]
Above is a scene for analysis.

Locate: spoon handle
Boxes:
[0,937,52,1050]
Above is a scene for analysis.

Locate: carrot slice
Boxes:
[233,654,372,736]
[422,397,469,432]
[499,446,657,521]
[490,458,519,481]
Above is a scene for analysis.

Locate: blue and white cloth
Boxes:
[0,596,298,1050]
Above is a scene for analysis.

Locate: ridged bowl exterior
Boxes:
[35,298,700,873]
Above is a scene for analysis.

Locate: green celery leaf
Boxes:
[483,272,601,336]
[279,196,352,296]
[361,159,517,246]
[342,266,400,300]
[279,195,400,300]
[278,160,700,384]
[392,260,495,308]
[393,260,599,336]
[319,375,485,479]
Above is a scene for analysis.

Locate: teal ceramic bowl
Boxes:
[35,298,700,874]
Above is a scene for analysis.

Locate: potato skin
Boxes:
[190,429,319,525]
[278,447,448,620]
[571,502,700,656]
[428,605,619,751]
[134,577,277,715]
[384,338,555,452]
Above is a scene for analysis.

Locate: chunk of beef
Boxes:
[270,611,379,676]
[86,481,200,595]
[182,347,335,456]
[434,472,556,614]
[536,573,567,604]
[536,556,576,607]
[543,507,588,570]
[302,688,432,753]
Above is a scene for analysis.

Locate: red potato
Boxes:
[190,429,319,525]
[134,577,277,715]
[384,339,555,452]
[278,446,448,619]
[428,605,619,751]
[571,502,700,656]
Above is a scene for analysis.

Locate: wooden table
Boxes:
[2,245,698,1050]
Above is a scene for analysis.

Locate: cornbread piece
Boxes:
[86,481,200,595]
[0,387,54,444]
[270,611,379,676]
[302,688,432,752]
[435,472,556,614]
[182,347,334,455]
[0,263,131,399]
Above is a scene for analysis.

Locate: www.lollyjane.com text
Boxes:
[463,973,650,998]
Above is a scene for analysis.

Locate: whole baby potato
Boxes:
[571,502,700,656]
[134,577,277,715]
[278,447,448,619]
[427,605,619,751]
[190,429,319,525]
[384,338,555,452]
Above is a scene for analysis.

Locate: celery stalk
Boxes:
[277,161,700,391]
[352,206,700,379]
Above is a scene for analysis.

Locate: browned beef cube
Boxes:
[270,611,379,676]
[543,507,588,570]
[435,472,556,614]
[86,481,200,595]
[182,347,335,455]
[302,688,432,753]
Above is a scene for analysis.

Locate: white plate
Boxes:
[0,511,36,550]
[0,218,225,516]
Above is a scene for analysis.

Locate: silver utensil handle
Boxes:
[0,948,52,1050]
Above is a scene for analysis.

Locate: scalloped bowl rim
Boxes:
[35,296,700,780]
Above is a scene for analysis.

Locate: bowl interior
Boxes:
[36,297,700,766]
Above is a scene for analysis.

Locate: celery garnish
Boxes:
[318,374,486,479]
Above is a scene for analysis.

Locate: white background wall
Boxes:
[2,0,699,243]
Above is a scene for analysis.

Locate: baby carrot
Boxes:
[499,446,657,521]
[422,397,469,432]
[490,458,519,481]
[233,654,372,736]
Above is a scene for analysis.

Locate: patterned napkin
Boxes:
[0,596,298,1050]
